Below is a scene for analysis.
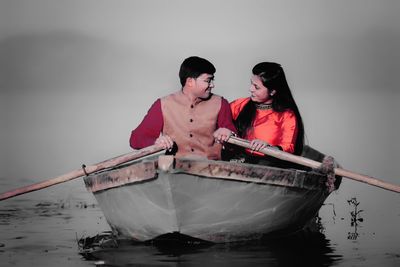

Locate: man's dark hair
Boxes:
[179,56,216,86]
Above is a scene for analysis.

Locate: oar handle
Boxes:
[226,136,400,193]
[227,136,321,168]
[0,145,165,201]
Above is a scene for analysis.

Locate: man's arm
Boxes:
[217,97,237,133]
[213,97,237,143]
[129,99,163,149]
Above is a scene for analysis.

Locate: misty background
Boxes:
[0,0,399,224]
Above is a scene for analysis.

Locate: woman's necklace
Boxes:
[255,103,273,110]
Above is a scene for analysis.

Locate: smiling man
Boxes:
[129,56,236,160]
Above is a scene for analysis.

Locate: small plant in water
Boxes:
[347,197,364,240]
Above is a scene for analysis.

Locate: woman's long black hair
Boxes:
[234,62,304,155]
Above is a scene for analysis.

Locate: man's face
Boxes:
[193,73,215,99]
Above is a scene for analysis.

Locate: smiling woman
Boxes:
[228,62,304,166]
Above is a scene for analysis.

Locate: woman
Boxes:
[230,62,304,165]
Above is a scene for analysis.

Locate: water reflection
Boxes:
[3,194,398,266]
[79,229,342,267]
[0,199,93,225]
[7,194,399,267]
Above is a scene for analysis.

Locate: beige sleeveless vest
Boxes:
[161,91,222,160]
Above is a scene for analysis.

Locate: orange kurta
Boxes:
[230,97,298,154]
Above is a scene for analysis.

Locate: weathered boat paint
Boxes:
[84,155,333,243]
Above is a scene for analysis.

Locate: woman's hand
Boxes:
[249,139,271,151]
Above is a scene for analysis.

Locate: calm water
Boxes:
[0,177,399,267]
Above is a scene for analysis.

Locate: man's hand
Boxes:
[213,128,234,143]
[155,135,174,150]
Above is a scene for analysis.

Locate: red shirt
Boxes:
[130,94,236,150]
[231,97,298,154]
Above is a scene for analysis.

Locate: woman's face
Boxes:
[249,75,275,103]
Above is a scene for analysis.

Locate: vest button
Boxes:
[190,119,193,122]
[191,148,194,152]
[190,134,193,137]
[190,105,194,108]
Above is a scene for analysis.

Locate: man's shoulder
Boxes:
[160,91,182,103]
[210,93,223,100]
[161,91,179,99]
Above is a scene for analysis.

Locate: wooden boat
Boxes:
[83,147,340,243]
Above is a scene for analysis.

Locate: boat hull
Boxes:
[84,156,330,243]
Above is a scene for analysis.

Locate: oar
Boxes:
[226,136,400,193]
[0,145,165,201]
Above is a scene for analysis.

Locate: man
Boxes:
[130,56,236,160]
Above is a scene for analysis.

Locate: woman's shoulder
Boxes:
[281,108,296,116]
[230,97,250,107]
[230,97,250,118]
[277,108,297,121]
